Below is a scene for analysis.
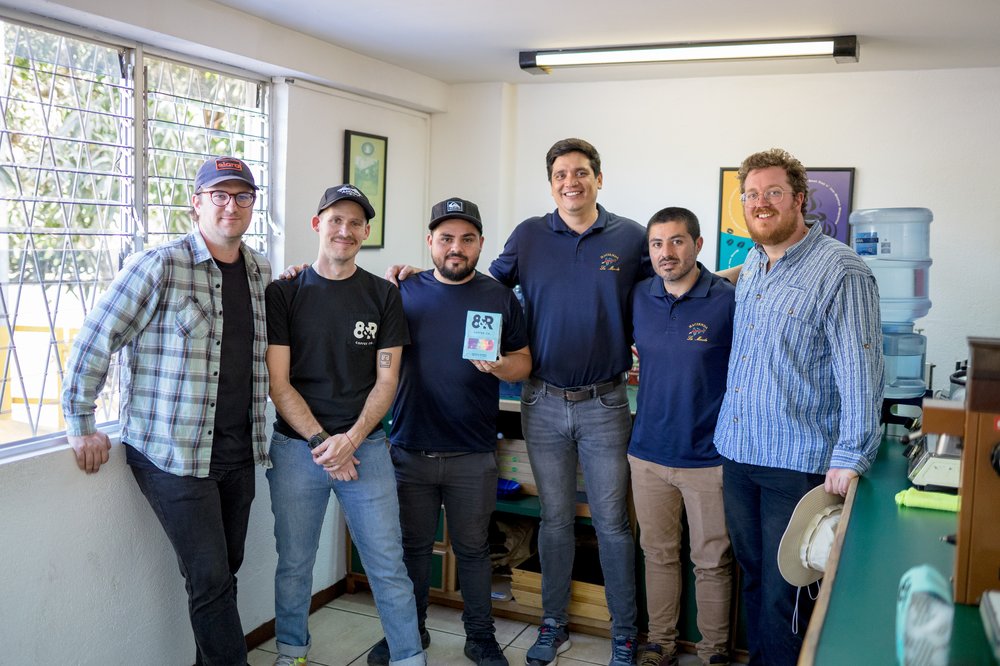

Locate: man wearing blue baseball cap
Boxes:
[62,156,271,665]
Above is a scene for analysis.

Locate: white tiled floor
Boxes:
[248,591,704,666]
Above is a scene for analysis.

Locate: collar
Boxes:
[648,261,712,300]
[548,203,609,235]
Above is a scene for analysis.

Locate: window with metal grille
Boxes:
[0,18,269,446]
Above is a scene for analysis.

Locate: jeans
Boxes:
[629,457,731,661]
[126,445,254,666]
[521,380,637,638]
[267,432,424,666]
[390,447,498,639]
[722,459,824,666]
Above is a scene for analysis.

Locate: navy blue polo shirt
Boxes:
[628,262,735,468]
[390,270,528,453]
[489,204,649,388]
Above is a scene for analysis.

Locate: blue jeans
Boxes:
[722,459,824,666]
[126,445,254,666]
[390,447,498,639]
[521,381,637,638]
[267,432,424,666]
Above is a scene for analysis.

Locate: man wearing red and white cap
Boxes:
[62,156,271,665]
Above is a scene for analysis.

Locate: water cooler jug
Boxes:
[849,208,933,399]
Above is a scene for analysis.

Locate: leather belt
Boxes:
[530,373,626,402]
[416,450,471,458]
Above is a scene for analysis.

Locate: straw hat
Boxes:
[777,484,844,587]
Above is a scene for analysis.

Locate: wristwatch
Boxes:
[308,430,330,448]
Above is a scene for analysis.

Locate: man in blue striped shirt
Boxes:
[713,148,884,666]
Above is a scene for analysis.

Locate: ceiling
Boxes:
[214,0,1000,84]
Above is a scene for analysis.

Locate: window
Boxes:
[0,18,269,444]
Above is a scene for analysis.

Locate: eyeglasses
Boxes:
[740,188,793,205]
[202,190,256,208]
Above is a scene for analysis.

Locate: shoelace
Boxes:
[611,637,635,663]
[535,624,560,647]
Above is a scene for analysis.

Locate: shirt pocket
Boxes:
[768,287,821,347]
[175,296,212,339]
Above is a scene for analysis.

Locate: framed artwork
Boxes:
[343,130,388,248]
[716,167,855,269]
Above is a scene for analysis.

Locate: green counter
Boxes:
[810,439,995,664]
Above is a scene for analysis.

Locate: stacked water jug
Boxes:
[849,208,933,399]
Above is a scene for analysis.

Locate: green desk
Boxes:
[809,440,995,664]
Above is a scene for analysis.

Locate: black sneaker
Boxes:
[706,655,730,666]
[366,628,431,665]
[464,635,509,666]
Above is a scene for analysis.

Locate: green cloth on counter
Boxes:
[894,487,960,512]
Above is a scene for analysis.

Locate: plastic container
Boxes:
[882,322,927,399]
[849,207,934,323]
[850,207,932,260]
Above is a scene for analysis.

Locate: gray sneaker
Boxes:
[272,656,307,666]
[525,618,570,665]
[367,628,431,665]
[608,635,637,666]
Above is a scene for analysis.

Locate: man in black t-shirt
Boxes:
[264,185,424,666]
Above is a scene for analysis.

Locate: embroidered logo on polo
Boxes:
[687,322,709,342]
[598,252,621,271]
[354,320,378,345]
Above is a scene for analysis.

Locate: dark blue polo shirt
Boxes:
[390,270,528,453]
[489,204,649,388]
[628,262,735,468]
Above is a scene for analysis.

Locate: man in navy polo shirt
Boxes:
[627,208,735,666]
[489,138,648,666]
[368,197,531,666]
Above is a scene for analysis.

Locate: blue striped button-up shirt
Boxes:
[61,231,272,477]
[714,223,884,475]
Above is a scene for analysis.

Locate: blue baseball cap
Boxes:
[194,156,258,191]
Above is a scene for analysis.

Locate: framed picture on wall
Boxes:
[716,167,855,269]
[343,130,388,248]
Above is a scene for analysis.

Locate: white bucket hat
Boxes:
[778,484,844,587]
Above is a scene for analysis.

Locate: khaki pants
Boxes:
[629,456,732,661]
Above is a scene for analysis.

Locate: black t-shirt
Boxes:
[265,266,410,438]
[210,253,254,470]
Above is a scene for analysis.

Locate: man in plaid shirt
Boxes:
[61,156,271,666]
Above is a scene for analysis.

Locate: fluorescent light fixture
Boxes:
[520,35,859,74]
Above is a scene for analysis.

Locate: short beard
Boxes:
[435,255,478,282]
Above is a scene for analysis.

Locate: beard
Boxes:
[747,209,800,247]
[434,253,478,281]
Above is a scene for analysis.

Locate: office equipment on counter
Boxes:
[923,337,1000,605]
[906,432,962,490]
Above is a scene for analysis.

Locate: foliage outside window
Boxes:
[0,19,269,444]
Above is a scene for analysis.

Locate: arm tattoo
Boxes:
[378,351,391,368]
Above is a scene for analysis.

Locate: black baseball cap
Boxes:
[194,156,258,191]
[429,197,482,232]
[317,184,376,220]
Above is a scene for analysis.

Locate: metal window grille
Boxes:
[0,19,270,443]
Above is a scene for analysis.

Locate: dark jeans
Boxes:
[722,459,824,666]
[390,447,498,639]
[126,445,255,666]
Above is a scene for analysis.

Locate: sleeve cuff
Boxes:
[64,414,97,437]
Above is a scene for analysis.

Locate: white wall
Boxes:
[0,407,345,664]
[273,80,431,274]
[431,67,1000,384]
